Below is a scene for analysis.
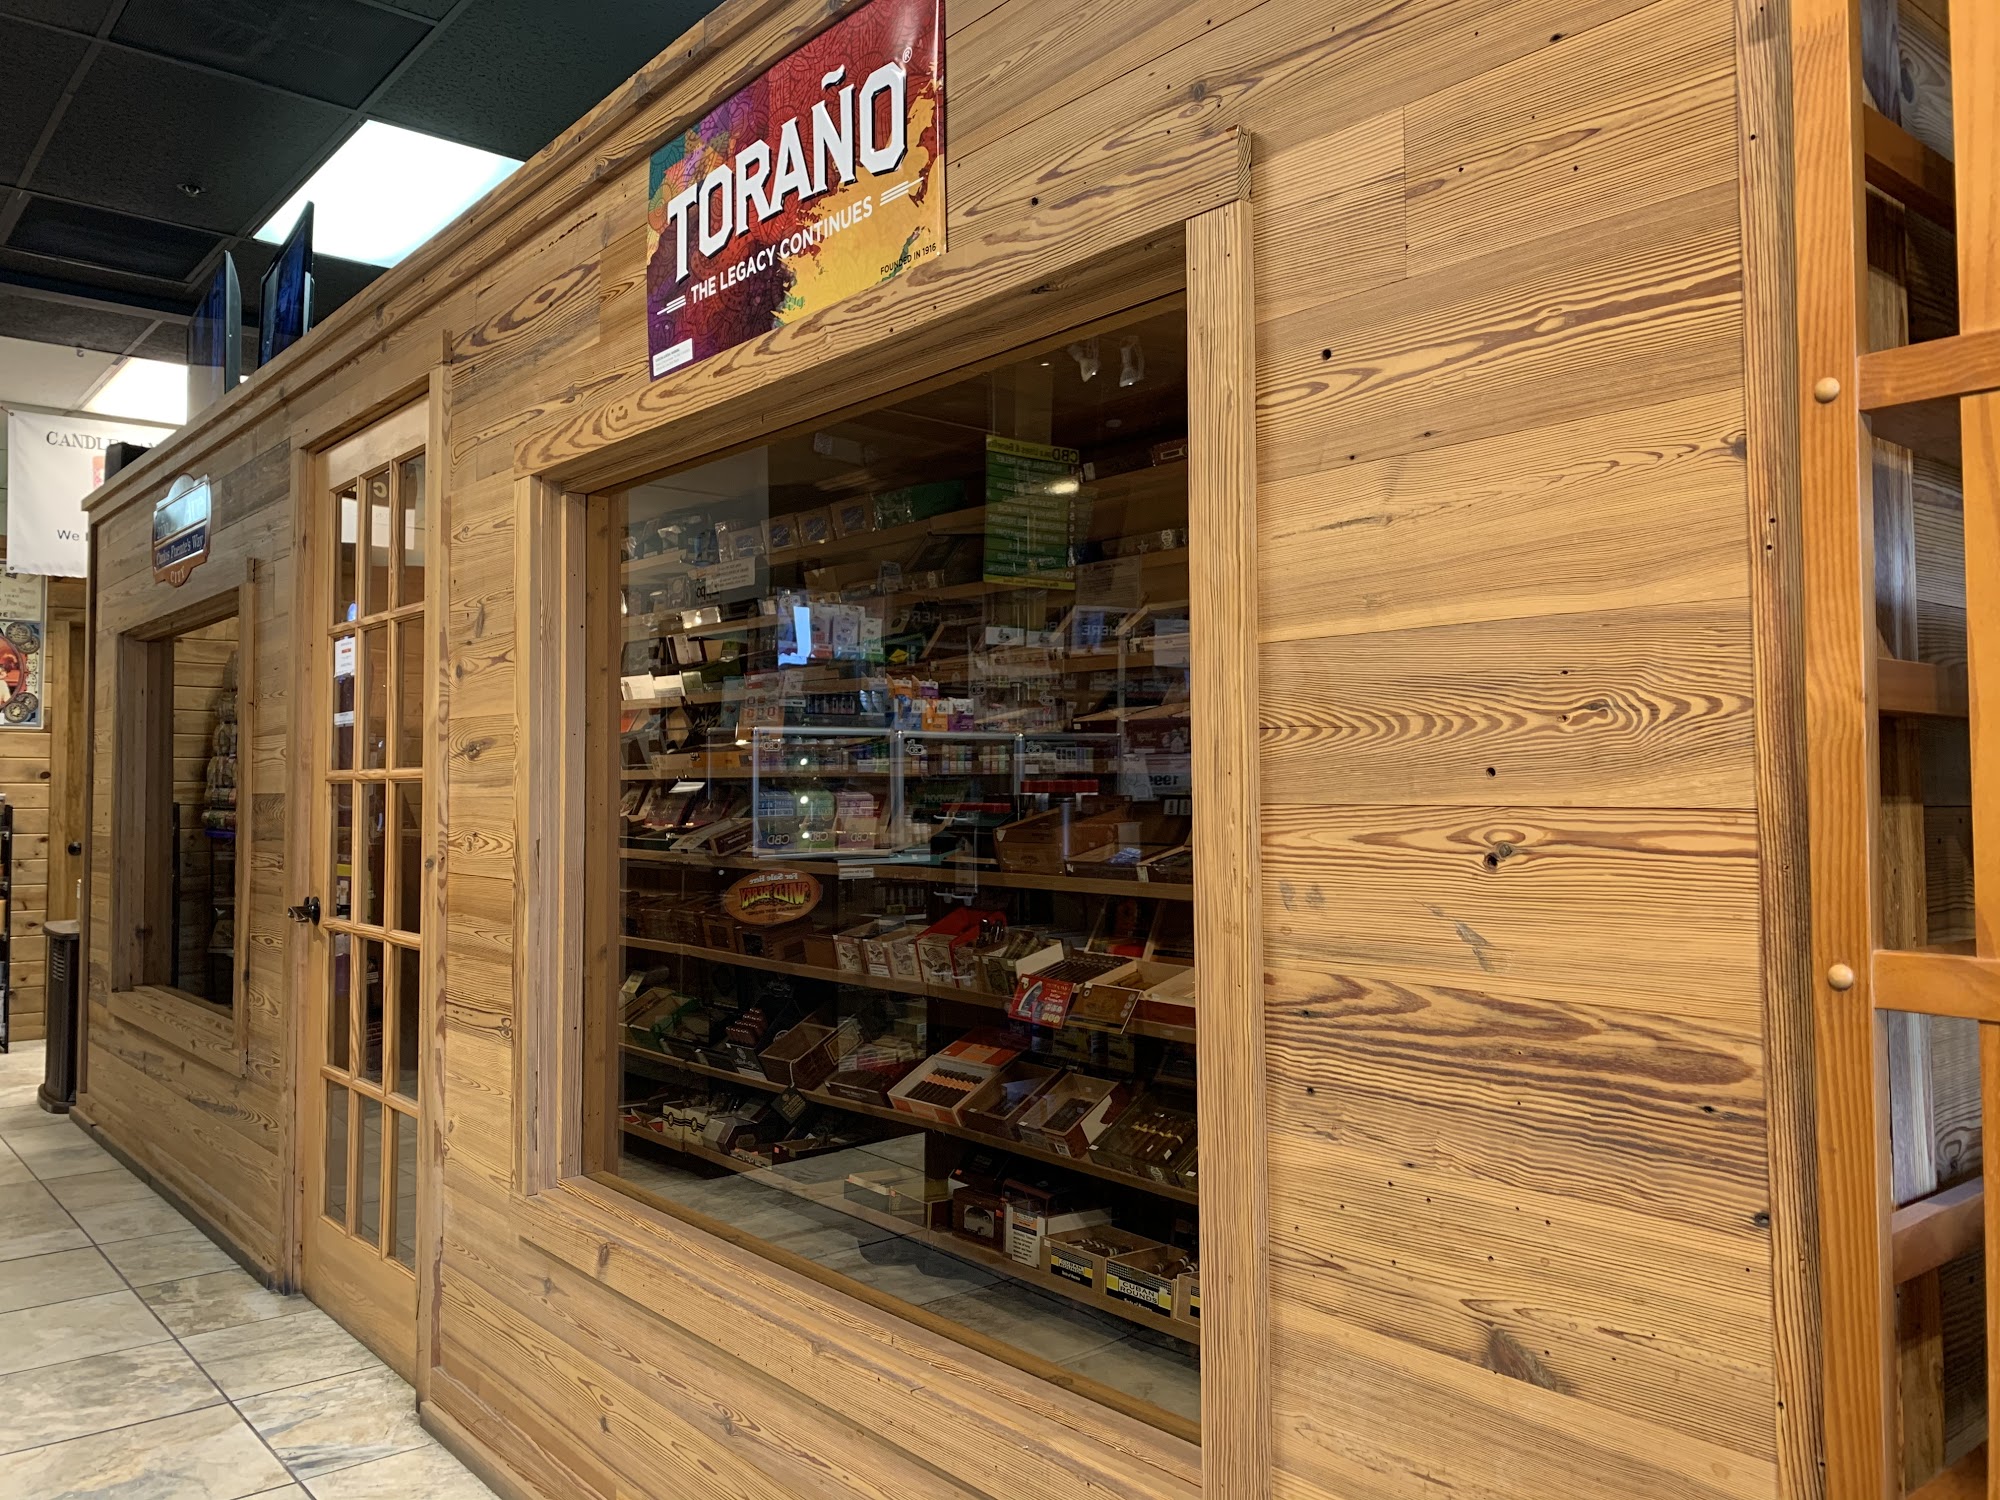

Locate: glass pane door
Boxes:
[308,409,430,1375]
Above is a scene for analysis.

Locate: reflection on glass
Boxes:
[394,782,423,935]
[397,620,424,770]
[162,617,240,1006]
[335,488,358,624]
[600,308,1200,1430]
[357,1095,382,1247]
[392,1108,418,1268]
[397,454,426,606]
[360,783,385,927]
[329,932,352,1071]
[332,633,356,771]
[362,626,388,770]
[330,784,353,920]
[323,1082,349,1226]
[365,469,392,617]
[361,939,385,1083]
[395,943,421,1100]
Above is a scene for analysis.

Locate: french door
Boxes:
[300,401,431,1379]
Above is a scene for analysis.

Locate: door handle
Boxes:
[288,896,321,926]
[66,842,81,855]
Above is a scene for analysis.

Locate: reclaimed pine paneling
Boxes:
[72,0,1807,1493]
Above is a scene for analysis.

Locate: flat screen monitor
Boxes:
[258,203,315,368]
[186,253,242,417]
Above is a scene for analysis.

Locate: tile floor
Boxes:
[0,1041,500,1500]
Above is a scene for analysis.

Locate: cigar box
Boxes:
[1105,1245,1196,1321]
[1014,1073,1130,1158]
[887,1035,1022,1125]
[992,803,1134,874]
[958,1060,1059,1140]
[1068,960,1194,1034]
[1042,1226,1162,1295]
[758,1015,857,1091]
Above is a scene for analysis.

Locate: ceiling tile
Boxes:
[113,0,431,109]
[0,332,118,409]
[371,0,719,161]
[0,20,89,183]
[378,0,454,16]
[0,0,112,29]
[0,286,162,354]
[7,196,220,280]
[32,47,348,232]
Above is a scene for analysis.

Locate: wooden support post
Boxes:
[1794,0,1898,1493]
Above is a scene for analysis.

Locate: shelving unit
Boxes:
[620,1041,1196,1199]
[618,1111,1198,1345]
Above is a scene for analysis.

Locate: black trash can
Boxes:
[38,919,81,1113]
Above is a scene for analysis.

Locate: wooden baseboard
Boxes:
[68,1102,286,1291]
[421,1391,556,1500]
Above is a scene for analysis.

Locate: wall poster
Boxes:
[644,0,943,379]
[0,572,47,729]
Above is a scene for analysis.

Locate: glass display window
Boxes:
[115,611,243,1009]
[588,306,1199,1433]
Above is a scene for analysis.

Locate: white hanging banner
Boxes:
[5,410,176,577]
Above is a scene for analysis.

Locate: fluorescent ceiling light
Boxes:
[258,121,520,268]
[85,356,188,427]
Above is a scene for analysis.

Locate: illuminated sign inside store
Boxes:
[644,0,943,379]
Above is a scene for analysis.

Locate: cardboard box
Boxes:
[1175,1269,1200,1332]
[992,804,1134,874]
[758,1016,856,1091]
[958,1060,1060,1140]
[1069,960,1194,1034]
[951,1189,1007,1248]
[1105,1245,1193,1321]
[916,908,1004,987]
[976,932,1061,997]
[802,932,841,970]
[863,921,927,980]
[1004,1203,1112,1268]
[1008,949,1127,1028]
[1089,1087,1198,1185]
[835,918,897,974]
[888,1035,1022,1125]
[1015,1074,1130,1158]
[1042,1226,1162,1295]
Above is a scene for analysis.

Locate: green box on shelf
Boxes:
[874,479,966,529]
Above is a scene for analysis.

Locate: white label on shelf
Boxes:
[839,865,875,881]
[622,674,658,703]
[696,556,758,595]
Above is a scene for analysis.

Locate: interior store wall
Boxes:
[74,0,1805,1496]
[82,433,293,1267]
[0,556,85,1043]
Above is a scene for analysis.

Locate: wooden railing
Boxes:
[1797,0,1998,1495]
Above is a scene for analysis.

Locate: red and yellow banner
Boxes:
[645,0,944,379]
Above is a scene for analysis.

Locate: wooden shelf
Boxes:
[617,1118,1197,1345]
[1891,1176,1982,1285]
[619,1057,1197,1203]
[622,506,991,588]
[1864,104,1956,229]
[616,940,1192,1048]
[1878,657,1968,718]
[619,845,1195,903]
[1909,1443,1985,1500]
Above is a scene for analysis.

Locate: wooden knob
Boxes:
[1827,962,1856,991]
[1813,377,1842,404]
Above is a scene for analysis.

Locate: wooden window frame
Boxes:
[106,575,256,1075]
[513,129,1267,1494]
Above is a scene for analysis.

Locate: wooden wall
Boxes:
[0,571,86,1043]
[79,433,296,1274]
[75,0,1810,1496]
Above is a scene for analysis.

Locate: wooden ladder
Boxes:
[1798,0,2000,1495]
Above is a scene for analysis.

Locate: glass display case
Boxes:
[593,305,1199,1431]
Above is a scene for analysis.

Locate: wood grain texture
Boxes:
[71,0,1809,1495]
[1187,197,1268,1499]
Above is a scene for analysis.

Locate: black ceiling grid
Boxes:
[0,0,729,371]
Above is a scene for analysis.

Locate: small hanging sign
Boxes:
[152,474,214,587]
